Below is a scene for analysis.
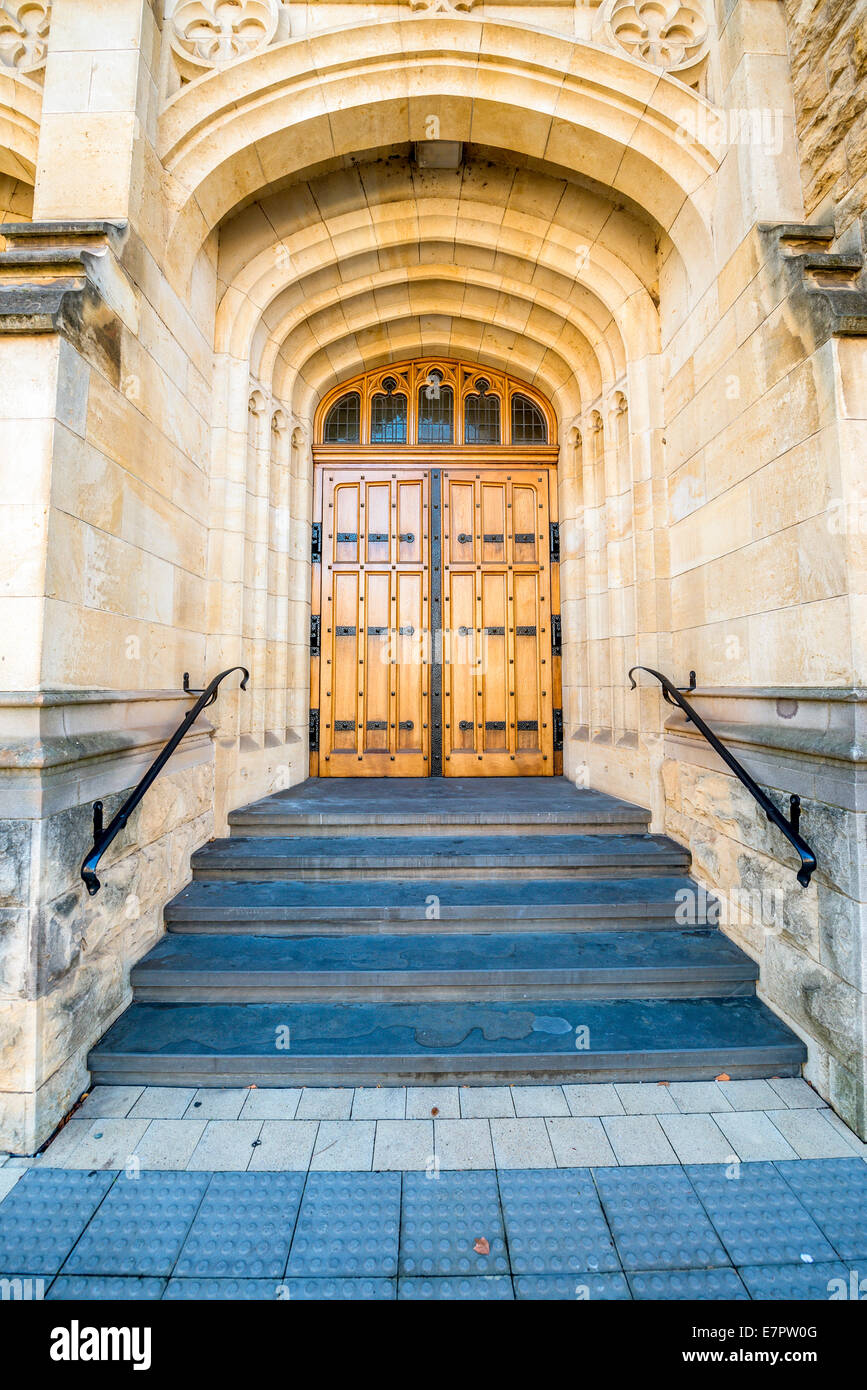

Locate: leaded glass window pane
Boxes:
[417,372,454,444]
[511,393,547,444]
[464,379,501,444]
[323,391,361,443]
[370,378,407,444]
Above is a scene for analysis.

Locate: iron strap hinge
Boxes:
[310,613,320,657]
[309,708,320,752]
[551,613,562,656]
[311,522,322,564]
[552,707,564,751]
[549,522,560,563]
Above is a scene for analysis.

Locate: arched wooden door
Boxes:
[308,360,562,777]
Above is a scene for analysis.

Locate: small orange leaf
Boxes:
[431,1106,440,1116]
[657,1080,670,1087]
[473,1237,490,1255]
[716,1073,731,1082]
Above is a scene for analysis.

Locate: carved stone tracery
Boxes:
[0,1,51,76]
[603,0,709,80]
[171,0,281,75]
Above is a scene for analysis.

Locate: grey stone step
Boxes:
[190,833,690,881]
[164,875,711,934]
[229,777,650,837]
[87,995,807,1087]
[130,928,758,1002]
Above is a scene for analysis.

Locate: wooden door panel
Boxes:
[319,469,429,775]
[442,468,553,775]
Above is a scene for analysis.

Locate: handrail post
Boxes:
[80,667,249,895]
[629,665,817,889]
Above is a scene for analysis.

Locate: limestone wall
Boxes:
[783,0,867,233]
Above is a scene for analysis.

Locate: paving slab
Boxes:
[133,1120,207,1170]
[0,1170,115,1274]
[711,1110,798,1162]
[164,1278,282,1300]
[281,1277,395,1300]
[614,1084,679,1114]
[628,1268,748,1300]
[352,1088,406,1120]
[247,1121,319,1171]
[737,1261,855,1301]
[658,1114,734,1165]
[668,1082,733,1114]
[434,1119,495,1170]
[601,1115,679,1165]
[499,1168,619,1274]
[185,1089,249,1120]
[685,1161,836,1266]
[513,1272,631,1300]
[0,1169,23,1202]
[594,1166,729,1271]
[187,1121,263,1171]
[405,1087,460,1119]
[490,1118,556,1168]
[64,1118,151,1170]
[240,1089,302,1120]
[61,1171,209,1277]
[768,1078,827,1108]
[295,1089,353,1120]
[310,1121,374,1171]
[76,1086,144,1119]
[563,1084,624,1117]
[545,1117,617,1167]
[716,1080,780,1111]
[776,1158,867,1259]
[459,1087,515,1118]
[512,1086,569,1117]
[373,1120,434,1171]
[400,1170,507,1277]
[766,1108,859,1158]
[129,1088,197,1120]
[37,1119,94,1167]
[175,1172,304,1278]
[398,1276,514,1299]
[47,1276,165,1300]
[286,1172,400,1277]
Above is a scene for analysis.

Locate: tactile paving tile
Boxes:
[175,1172,304,1279]
[685,1161,836,1266]
[593,1165,729,1271]
[774,1158,867,1260]
[164,1278,283,1300]
[737,1261,855,1301]
[282,1278,396,1300]
[0,1170,115,1274]
[47,1276,166,1301]
[513,1272,631,1301]
[499,1168,619,1275]
[400,1171,507,1277]
[62,1171,210,1277]
[398,1276,514,1300]
[286,1172,400,1277]
[628,1268,749,1301]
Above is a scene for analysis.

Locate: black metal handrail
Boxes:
[629,666,817,888]
[80,666,249,896]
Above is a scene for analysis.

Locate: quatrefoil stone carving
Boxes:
[0,1,51,75]
[171,0,280,72]
[604,0,709,77]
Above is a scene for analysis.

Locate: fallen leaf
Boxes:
[716,1073,731,1082]
[473,1237,490,1255]
[657,1080,670,1087]
[431,1106,439,1116]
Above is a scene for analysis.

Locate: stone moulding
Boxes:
[759,223,867,350]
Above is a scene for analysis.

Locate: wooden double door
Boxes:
[310,464,561,777]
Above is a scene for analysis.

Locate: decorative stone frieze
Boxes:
[0,0,50,76]
[170,0,281,77]
[602,0,708,82]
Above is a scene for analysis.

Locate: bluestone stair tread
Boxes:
[165,875,705,924]
[229,777,649,827]
[131,929,758,986]
[191,833,689,869]
[89,996,806,1076]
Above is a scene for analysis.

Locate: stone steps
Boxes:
[131,928,758,1002]
[189,832,690,881]
[87,777,807,1090]
[163,875,710,934]
[87,995,806,1088]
